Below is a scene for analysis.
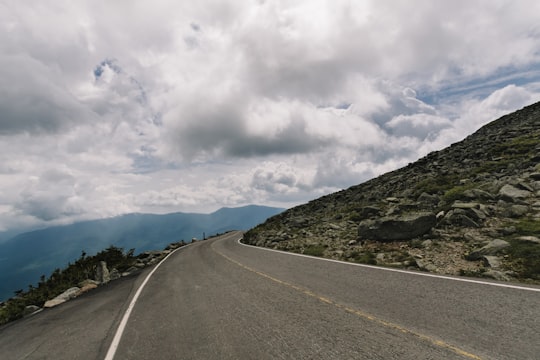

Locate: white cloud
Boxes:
[0,0,539,232]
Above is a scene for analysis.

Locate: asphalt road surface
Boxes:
[1,231,539,359]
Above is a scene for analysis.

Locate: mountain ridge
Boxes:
[245,102,540,283]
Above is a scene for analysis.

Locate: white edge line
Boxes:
[104,244,191,360]
[237,238,540,293]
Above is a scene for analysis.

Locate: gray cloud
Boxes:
[168,100,333,160]
[0,55,89,134]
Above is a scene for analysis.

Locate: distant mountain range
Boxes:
[0,205,284,302]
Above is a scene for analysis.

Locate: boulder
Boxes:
[95,261,110,284]
[467,239,510,260]
[76,283,98,296]
[498,184,531,202]
[357,212,436,241]
[44,287,81,308]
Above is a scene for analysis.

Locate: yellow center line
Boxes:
[212,243,483,360]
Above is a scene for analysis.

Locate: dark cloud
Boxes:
[0,55,87,135]
[14,192,81,221]
[171,102,332,159]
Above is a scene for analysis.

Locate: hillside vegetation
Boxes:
[245,102,540,284]
[0,245,137,325]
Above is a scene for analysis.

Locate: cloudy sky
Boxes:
[1,0,540,234]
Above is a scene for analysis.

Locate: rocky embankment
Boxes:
[245,102,540,283]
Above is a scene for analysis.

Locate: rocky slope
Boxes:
[245,102,540,284]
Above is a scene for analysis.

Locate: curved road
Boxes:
[1,231,539,359]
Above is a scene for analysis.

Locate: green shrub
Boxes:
[442,183,476,204]
[514,218,540,236]
[506,239,540,280]
[0,246,137,325]
[303,244,326,257]
[350,250,377,265]
[415,174,460,195]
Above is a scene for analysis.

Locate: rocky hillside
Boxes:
[245,102,540,284]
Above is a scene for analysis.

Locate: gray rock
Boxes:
[289,217,309,228]
[95,261,110,284]
[358,212,436,241]
[451,202,480,209]
[442,210,480,227]
[482,270,511,281]
[358,206,381,218]
[508,205,529,218]
[78,279,100,288]
[516,181,534,192]
[482,255,502,268]
[463,189,495,201]
[417,192,440,207]
[44,287,81,308]
[109,268,121,281]
[517,236,540,244]
[421,239,433,247]
[529,172,540,180]
[467,239,510,260]
[498,184,531,202]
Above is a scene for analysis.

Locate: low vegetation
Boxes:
[0,246,136,325]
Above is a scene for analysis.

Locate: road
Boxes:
[1,231,539,359]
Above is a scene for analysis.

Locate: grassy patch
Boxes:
[514,218,540,236]
[303,244,326,257]
[442,183,477,204]
[414,174,460,195]
[459,268,486,278]
[505,239,540,280]
[349,250,377,265]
